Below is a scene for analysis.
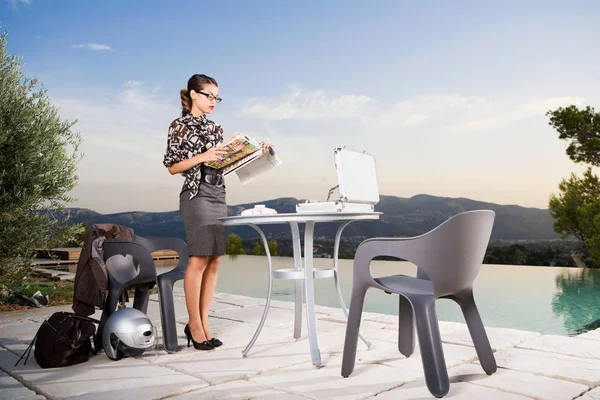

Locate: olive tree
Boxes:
[0,26,83,288]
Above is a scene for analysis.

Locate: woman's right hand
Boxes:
[200,146,227,163]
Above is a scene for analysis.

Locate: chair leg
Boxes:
[341,284,368,378]
[133,286,150,314]
[398,295,415,357]
[453,289,497,375]
[96,288,122,352]
[411,294,449,398]
[157,276,179,353]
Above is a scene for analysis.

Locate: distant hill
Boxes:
[60,194,559,242]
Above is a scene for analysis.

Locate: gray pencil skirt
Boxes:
[179,184,227,256]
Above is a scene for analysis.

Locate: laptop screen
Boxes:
[334,148,380,204]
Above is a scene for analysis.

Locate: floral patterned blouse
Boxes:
[163,113,224,200]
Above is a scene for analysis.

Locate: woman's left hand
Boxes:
[261,140,271,152]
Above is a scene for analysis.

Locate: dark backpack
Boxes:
[16,312,99,369]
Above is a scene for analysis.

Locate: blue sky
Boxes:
[2,0,599,213]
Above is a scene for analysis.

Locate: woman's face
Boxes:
[191,84,220,115]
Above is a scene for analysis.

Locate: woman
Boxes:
[162,74,244,350]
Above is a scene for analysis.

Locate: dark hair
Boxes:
[180,74,218,115]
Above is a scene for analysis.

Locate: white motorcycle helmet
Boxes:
[102,307,156,360]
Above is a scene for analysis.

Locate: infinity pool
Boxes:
[157,255,600,335]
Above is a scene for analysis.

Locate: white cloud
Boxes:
[50,81,591,213]
[7,0,30,5]
[71,43,113,51]
[240,89,376,120]
[241,89,586,134]
[443,95,586,134]
[51,81,181,212]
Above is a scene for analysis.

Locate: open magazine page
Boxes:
[222,148,264,175]
[234,147,282,184]
[206,135,261,169]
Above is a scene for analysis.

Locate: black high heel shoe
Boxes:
[184,324,214,350]
[209,337,223,348]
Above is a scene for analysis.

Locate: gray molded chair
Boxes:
[341,210,496,398]
[96,235,189,353]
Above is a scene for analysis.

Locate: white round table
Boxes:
[220,211,381,367]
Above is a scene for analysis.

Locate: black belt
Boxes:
[200,165,224,187]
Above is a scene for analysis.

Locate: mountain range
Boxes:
[60,194,560,243]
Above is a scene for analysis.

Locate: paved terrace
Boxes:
[1,289,600,399]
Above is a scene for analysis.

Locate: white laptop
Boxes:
[296,147,380,213]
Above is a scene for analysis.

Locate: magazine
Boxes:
[206,134,261,170]
[231,147,282,184]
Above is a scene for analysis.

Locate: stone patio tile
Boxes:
[66,379,209,400]
[211,322,292,350]
[346,338,477,372]
[276,315,381,344]
[268,299,296,310]
[169,379,301,399]
[361,313,398,325]
[147,323,294,364]
[578,387,600,399]
[493,347,600,386]
[380,342,478,371]
[516,334,600,359]
[210,305,297,328]
[315,315,391,334]
[250,354,423,400]
[155,341,322,386]
[289,328,373,355]
[0,347,207,399]
[213,293,267,307]
[0,305,73,324]
[0,370,44,400]
[363,320,470,344]
[449,362,589,400]
[366,380,530,399]
[0,319,42,356]
[442,325,540,351]
[254,394,312,400]
[210,300,244,313]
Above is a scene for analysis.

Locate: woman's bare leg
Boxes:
[184,255,209,342]
[200,255,221,339]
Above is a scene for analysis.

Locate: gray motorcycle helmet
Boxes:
[102,307,156,360]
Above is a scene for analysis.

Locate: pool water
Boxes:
[156,255,600,336]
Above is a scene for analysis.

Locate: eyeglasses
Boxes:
[198,91,222,103]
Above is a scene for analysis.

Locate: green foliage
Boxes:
[0,26,82,288]
[483,243,572,267]
[251,240,279,256]
[268,240,278,256]
[548,168,600,267]
[547,105,600,167]
[252,241,265,256]
[54,221,88,248]
[226,233,245,255]
[547,104,600,267]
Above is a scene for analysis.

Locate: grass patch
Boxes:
[0,278,74,312]
[0,278,158,312]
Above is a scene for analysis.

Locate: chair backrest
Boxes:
[136,235,189,272]
[412,210,495,297]
[103,237,158,284]
[356,210,495,298]
[134,235,156,252]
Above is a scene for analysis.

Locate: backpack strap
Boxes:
[14,325,41,366]
[72,314,100,324]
